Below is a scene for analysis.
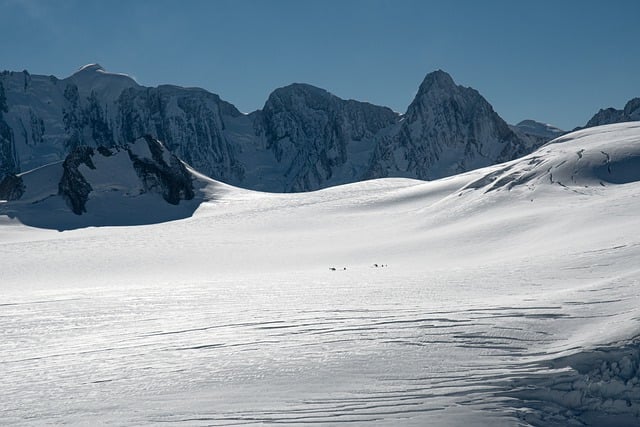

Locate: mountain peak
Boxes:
[417,70,456,94]
[66,63,139,98]
[75,63,106,74]
[270,83,334,100]
[585,97,640,129]
[68,63,137,84]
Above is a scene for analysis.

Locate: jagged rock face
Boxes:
[0,80,17,178]
[1,65,545,192]
[367,70,527,181]
[128,135,195,205]
[57,136,194,215]
[0,66,244,184]
[586,98,640,128]
[0,173,24,201]
[58,146,95,214]
[117,85,244,184]
[256,84,399,191]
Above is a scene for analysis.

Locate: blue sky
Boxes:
[1,0,638,129]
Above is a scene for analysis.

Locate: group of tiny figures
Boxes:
[328,263,388,271]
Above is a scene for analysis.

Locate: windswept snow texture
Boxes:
[2,123,640,426]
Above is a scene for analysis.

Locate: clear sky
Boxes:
[1,0,638,130]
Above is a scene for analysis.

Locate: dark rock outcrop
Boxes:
[56,137,195,215]
[0,173,24,201]
[585,98,640,128]
[128,135,194,205]
[0,80,17,178]
[58,146,95,214]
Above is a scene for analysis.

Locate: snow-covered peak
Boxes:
[65,63,138,99]
[69,63,135,82]
[75,63,106,73]
[513,119,564,138]
[406,70,478,120]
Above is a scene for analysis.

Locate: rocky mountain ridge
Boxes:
[509,119,565,151]
[365,70,527,181]
[0,64,621,193]
[585,98,640,128]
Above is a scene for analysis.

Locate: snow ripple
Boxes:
[2,272,638,425]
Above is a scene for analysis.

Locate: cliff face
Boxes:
[52,136,194,215]
[0,65,244,185]
[252,83,400,191]
[1,65,543,192]
[366,71,527,180]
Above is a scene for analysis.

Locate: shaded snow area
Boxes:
[2,123,640,426]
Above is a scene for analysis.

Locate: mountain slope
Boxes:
[366,70,528,180]
[1,65,546,192]
[249,83,400,191]
[585,97,640,128]
[0,135,207,229]
[2,123,640,426]
[462,121,640,194]
[510,119,564,150]
[0,65,246,184]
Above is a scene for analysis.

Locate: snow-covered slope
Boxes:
[1,66,545,192]
[2,123,640,425]
[463,122,640,193]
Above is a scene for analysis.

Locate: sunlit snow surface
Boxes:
[2,123,640,426]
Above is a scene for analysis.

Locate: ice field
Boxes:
[2,123,640,425]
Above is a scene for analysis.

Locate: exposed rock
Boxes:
[255,83,399,191]
[0,65,560,192]
[117,85,244,184]
[0,173,24,201]
[585,98,640,128]
[58,146,95,214]
[366,70,529,181]
[127,135,194,205]
[0,80,17,178]
[55,136,195,215]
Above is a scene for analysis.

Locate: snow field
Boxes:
[2,122,640,425]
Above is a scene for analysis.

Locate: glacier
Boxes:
[1,122,640,425]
